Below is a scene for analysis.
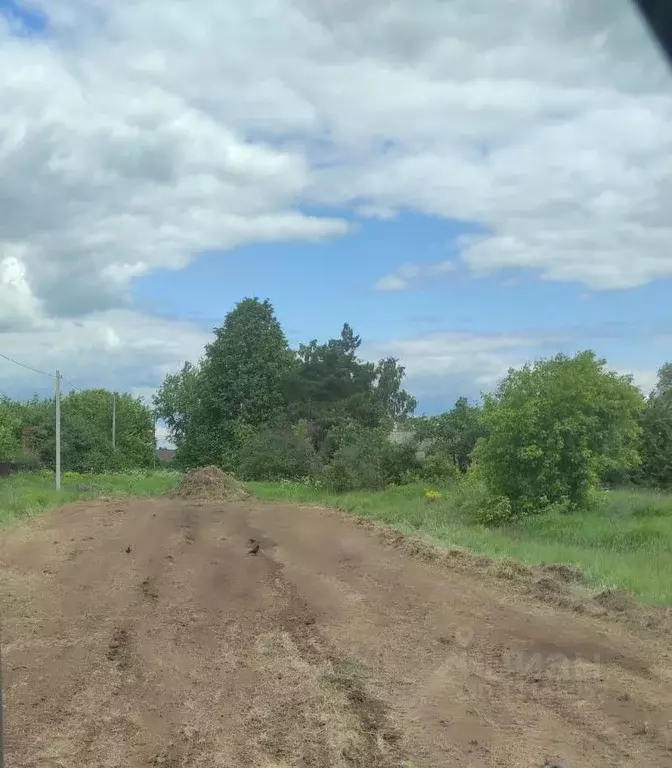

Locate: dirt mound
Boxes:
[594,587,639,613]
[169,466,252,502]
[539,562,584,583]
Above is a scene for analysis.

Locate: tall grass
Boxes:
[250,481,672,606]
[0,469,181,526]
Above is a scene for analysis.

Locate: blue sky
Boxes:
[134,208,672,365]
[0,0,46,33]
[132,206,672,416]
[1,0,672,444]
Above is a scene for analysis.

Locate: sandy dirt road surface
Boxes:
[1,497,671,767]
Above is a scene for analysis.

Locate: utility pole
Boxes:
[153,412,157,469]
[55,370,61,491]
[111,392,116,451]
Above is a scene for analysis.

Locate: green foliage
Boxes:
[321,424,386,492]
[379,438,422,486]
[151,296,671,507]
[38,407,112,473]
[155,308,417,477]
[166,298,297,467]
[417,452,460,484]
[153,362,205,466]
[0,397,22,459]
[476,351,644,514]
[414,397,485,473]
[321,424,420,492]
[288,324,416,449]
[373,356,418,423]
[235,421,322,481]
[0,390,155,474]
[436,466,515,525]
[638,362,672,488]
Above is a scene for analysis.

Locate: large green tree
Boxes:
[163,298,296,467]
[153,362,200,447]
[288,323,416,451]
[639,362,672,488]
[374,356,418,423]
[153,362,207,466]
[476,351,644,513]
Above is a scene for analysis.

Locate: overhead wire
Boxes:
[60,377,79,391]
[0,351,54,380]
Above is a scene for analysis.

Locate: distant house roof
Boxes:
[157,448,176,463]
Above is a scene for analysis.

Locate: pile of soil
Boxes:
[169,466,252,502]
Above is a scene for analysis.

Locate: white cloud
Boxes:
[368,331,672,410]
[0,254,43,331]
[0,310,210,400]
[367,331,540,403]
[1,0,671,401]
[367,333,670,412]
[2,0,670,313]
[0,4,351,320]
[375,274,408,292]
[613,366,658,396]
[375,260,457,291]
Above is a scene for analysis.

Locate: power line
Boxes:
[0,351,53,379]
[60,377,79,391]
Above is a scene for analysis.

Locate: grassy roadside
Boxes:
[250,481,672,606]
[0,470,181,526]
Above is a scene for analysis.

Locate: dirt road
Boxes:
[1,497,671,767]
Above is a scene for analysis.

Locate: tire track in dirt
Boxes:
[0,497,671,766]
[249,500,672,766]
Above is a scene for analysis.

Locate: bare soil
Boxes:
[1,497,671,767]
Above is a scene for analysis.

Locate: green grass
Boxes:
[0,469,181,526]
[250,481,672,606]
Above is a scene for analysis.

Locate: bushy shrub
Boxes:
[476,351,643,516]
[320,424,422,491]
[417,452,460,484]
[322,426,386,492]
[235,421,322,481]
[380,439,422,486]
[448,467,516,526]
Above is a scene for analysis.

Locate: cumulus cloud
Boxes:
[0,310,210,400]
[0,3,350,320]
[304,0,672,290]
[366,331,543,408]
[613,367,659,396]
[375,261,457,291]
[0,254,43,332]
[1,0,671,402]
[2,0,670,313]
[368,332,667,411]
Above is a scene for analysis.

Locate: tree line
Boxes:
[0,389,155,473]
[3,295,671,520]
[153,298,418,490]
[153,297,672,517]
